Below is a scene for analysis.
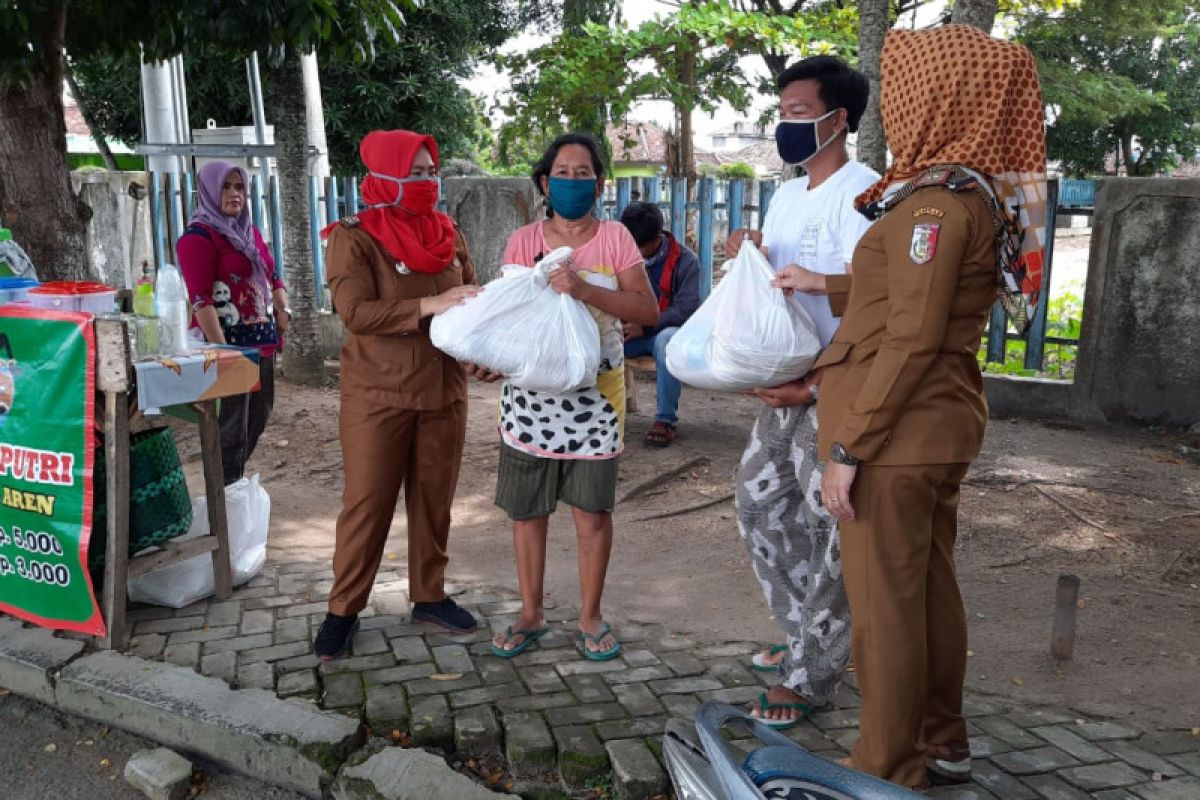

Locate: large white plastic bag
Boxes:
[430,246,602,394]
[666,240,821,391]
[127,474,271,608]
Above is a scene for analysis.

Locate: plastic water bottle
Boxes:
[133,261,156,317]
[154,263,192,355]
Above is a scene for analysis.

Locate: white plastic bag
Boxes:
[666,241,821,391]
[127,474,271,608]
[430,246,602,394]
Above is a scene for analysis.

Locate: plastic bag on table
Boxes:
[127,474,271,608]
[666,240,821,391]
[430,246,602,394]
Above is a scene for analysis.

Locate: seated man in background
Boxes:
[620,201,701,447]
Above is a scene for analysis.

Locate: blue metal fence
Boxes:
[1059,178,1095,210]
[145,171,1093,374]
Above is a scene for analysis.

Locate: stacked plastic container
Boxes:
[0,277,40,306]
[27,282,117,315]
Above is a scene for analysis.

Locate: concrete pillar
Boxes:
[1074,177,1200,427]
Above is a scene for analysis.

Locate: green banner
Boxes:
[0,307,103,635]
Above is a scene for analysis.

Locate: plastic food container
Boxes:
[28,281,117,315]
[0,277,40,306]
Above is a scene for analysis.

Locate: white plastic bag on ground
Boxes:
[666,240,821,391]
[430,246,602,394]
[127,474,271,608]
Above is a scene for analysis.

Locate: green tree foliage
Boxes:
[0,0,407,281]
[1020,0,1200,176]
[496,1,855,177]
[70,0,545,175]
[717,162,759,179]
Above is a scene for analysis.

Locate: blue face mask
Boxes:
[547,176,598,220]
[775,110,841,166]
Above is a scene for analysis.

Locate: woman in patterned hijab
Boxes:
[857,23,1049,330]
[779,24,1050,791]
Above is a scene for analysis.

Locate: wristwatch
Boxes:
[277,306,293,317]
[807,381,820,401]
[830,442,860,466]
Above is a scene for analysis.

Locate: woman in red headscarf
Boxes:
[314,130,488,659]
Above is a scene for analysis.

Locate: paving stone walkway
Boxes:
[119,560,1200,799]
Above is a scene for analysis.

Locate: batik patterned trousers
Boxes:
[735,402,851,705]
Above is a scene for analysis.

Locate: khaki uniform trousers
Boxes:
[329,398,467,615]
[840,462,971,789]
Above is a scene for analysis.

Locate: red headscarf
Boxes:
[323,130,456,274]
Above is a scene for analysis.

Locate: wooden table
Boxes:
[93,318,249,649]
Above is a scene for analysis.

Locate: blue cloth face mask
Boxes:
[547,176,599,220]
[774,110,841,166]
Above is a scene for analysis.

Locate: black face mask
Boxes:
[775,110,841,165]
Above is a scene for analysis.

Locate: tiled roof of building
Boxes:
[608,122,667,164]
[64,102,91,137]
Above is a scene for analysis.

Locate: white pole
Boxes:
[171,55,191,175]
[246,52,273,192]
[301,50,330,180]
[139,52,179,175]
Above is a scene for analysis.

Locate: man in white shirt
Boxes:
[724,55,879,729]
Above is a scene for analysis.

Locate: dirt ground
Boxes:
[172,371,1200,734]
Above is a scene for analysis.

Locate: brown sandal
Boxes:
[644,421,677,448]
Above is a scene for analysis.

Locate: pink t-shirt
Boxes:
[499,220,643,460]
[501,219,643,280]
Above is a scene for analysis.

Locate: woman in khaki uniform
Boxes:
[776,26,1049,790]
[314,130,485,659]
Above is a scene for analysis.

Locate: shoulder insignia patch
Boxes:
[912,206,945,219]
[909,223,941,265]
[341,215,361,228]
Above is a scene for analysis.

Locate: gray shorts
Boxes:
[495,442,620,520]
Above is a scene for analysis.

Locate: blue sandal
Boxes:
[581,622,621,661]
[490,625,550,658]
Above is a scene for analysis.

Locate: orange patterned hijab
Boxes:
[857,25,1048,326]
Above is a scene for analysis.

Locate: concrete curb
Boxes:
[0,616,85,704]
[0,617,362,798]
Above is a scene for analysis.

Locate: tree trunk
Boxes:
[271,48,325,386]
[950,0,999,33]
[564,0,615,150]
[761,52,789,85]
[1119,132,1139,177]
[678,39,697,181]
[0,5,91,282]
[856,0,889,174]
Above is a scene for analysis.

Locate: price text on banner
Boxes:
[0,307,103,635]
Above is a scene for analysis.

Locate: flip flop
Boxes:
[750,691,814,730]
[644,421,677,448]
[490,625,550,659]
[750,644,787,672]
[580,622,621,661]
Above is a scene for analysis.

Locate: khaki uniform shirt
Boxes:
[325,221,476,410]
[814,187,997,466]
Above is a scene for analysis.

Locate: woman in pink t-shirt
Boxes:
[483,133,659,662]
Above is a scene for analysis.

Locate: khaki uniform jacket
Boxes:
[326,221,476,410]
[813,187,997,466]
